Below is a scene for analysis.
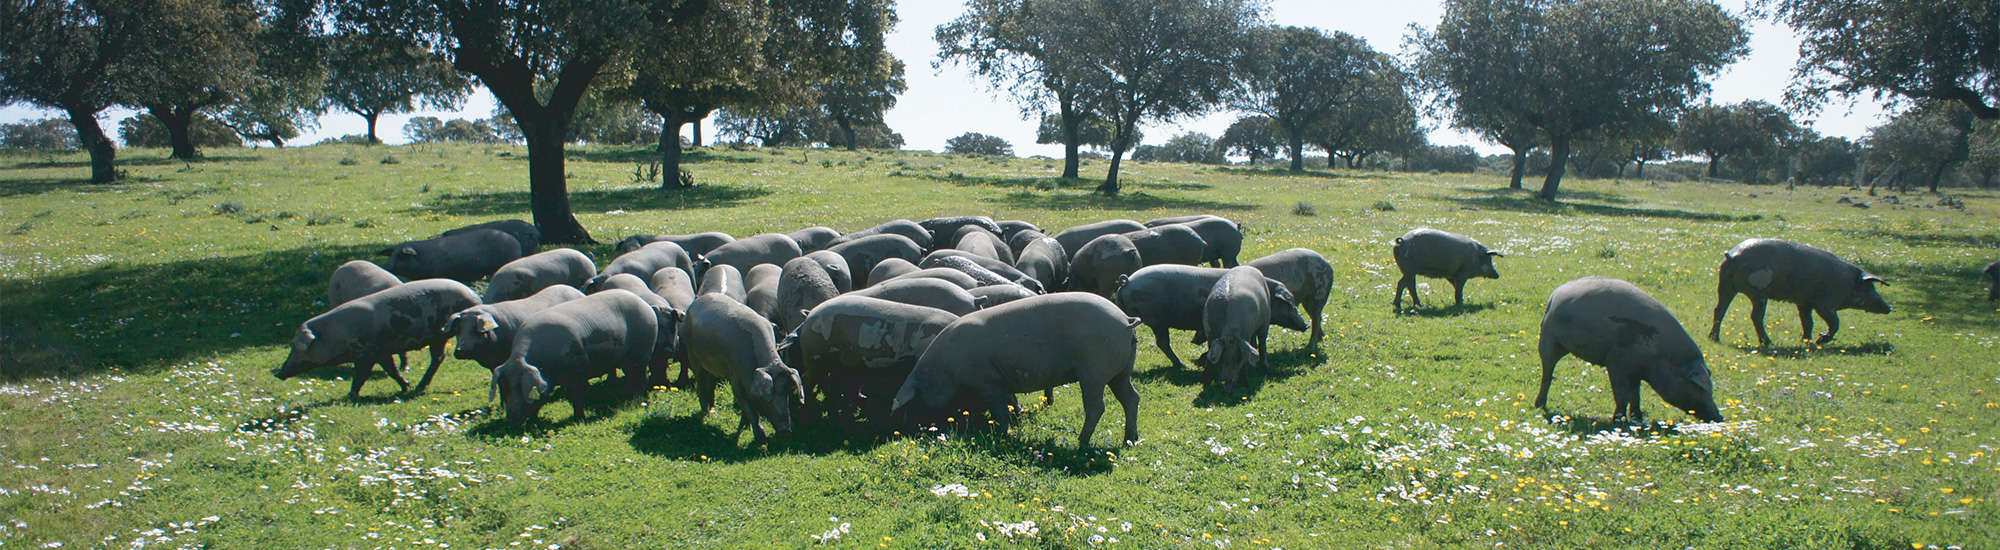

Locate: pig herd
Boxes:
[272,215,1968,448]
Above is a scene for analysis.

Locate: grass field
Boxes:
[1,143,1995,548]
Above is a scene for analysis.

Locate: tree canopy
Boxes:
[1674,100,1799,180]
[937,0,1096,178]
[322,30,469,144]
[1,0,146,181]
[1230,26,1383,172]
[1414,0,1748,199]
[1765,0,1998,119]
[945,132,1013,156]
[1217,116,1283,165]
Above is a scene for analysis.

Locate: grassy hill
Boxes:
[1,143,1995,548]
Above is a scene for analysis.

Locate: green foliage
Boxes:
[1766,0,1999,119]
[1231,26,1386,172]
[1404,144,1484,173]
[945,133,1014,156]
[0,118,77,150]
[1792,134,1861,186]
[120,0,263,159]
[1217,116,1284,164]
[319,24,470,143]
[1311,63,1423,169]
[1133,132,1226,165]
[1868,102,1975,191]
[1674,101,1800,181]
[1034,113,1136,152]
[0,0,145,181]
[118,113,241,149]
[402,116,508,145]
[1414,0,1749,198]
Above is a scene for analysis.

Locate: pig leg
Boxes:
[1307,300,1325,345]
[1707,286,1735,342]
[1394,273,1418,310]
[378,355,412,393]
[1608,368,1641,423]
[1813,306,1840,344]
[411,342,446,392]
[1534,337,1565,410]
[1110,372,1140,443]
[565,376,588,421]
[1077,382,1106,448]
[1451,278,1466,306]
[348,360,377,398]
[1150,323,1188,369]
[1748,297,1773,347]
[1795,304,1815,342]
[695,372,718,417]
[1041,388,1054,407]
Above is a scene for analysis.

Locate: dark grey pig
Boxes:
[1391,228,1502,310]
[803,250,854,292]
[919,216,1001,247]
[1202,266,1271,392]
[867,258,920,287]
[486,248,596,302]
[1114,264,1309,370]
[952,226,1015,264]
[698,264,748,303]
[594,273,674,309]
[1005,228,1048,258]
[1986,260,1999,301]
[273,279,480,397]
[922,250,1044,293]
[1121,225,1207,267]
[891,293,1142,447]
[1708,238,1891,346]
[777,295,958,423]
[969,284,1036,307]
[617,231,735,257]
[848,278,985,315]
[883,267,981,290]
[774,256,843,335]
[827,219,933,250]
[744,264,784,321]
[1540,277,1723,422]
[381,228,524,282]
[696,233,804,276]
[830,234,925,287]
[1146,215,1242,267]
[1070,234,1144,297]
[910,256,1024,291]
[650,267,698,311]
[1055,219,1146,260]
[491,289,674,425]
[590,242,692,291]
[684,294,804,443]
[997,220,1042,242]
[447,285,585,369]
[1012,237,1068,294]
[788,226,843,252]
[1246,248,1334,345]
[442,219,539,252]
[329,260,400,306]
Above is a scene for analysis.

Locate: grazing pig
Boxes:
[491,289,677,425]
[650,267,698,311]
[696,233,803,276]
[1121,225,1207,267]
[952,226,1015,264]
[698,264,748,303]
[788,226,843,252]
[997,220,1042,242]
[594,273,674,309]
[803,250,854,292]
[828,219,933,250]
[1145,215,1243,267]
[442,219,539,252]
[830,234,926,288]
[867,258,920,287]
[381,228,524,282]
[969,284,1036,307]
[329,260,400,306]
[743,264,784,321]
[447,285,586,369]
[1006,228,1048,258]
[848,278,984,315]
[684,294,804,443]
[590,242,692,291]
[1246,248,1334,345]
[1987,260,1999,301]
[774,256,843,335]
[1069,234,1144,297]
[777,295,958,423]
[884,267,981,290]
[923,250,1044,293]
[1708,238,1892,347]
[486,248,596,302]
[1539,277,1723,422]
[1055,219,1147,260]
[273,279,481,397]
[1202,266,1271,392]
[1391,228,1502,310]
[892,293,1143,447]
[919,216,1001,247]
[1114,264,1309,370]
[1012,237,1069,293]
[616,232,735,257]
[910,256,1025,291]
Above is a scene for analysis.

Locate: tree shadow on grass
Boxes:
[1396,302,1497,317]
[1441,191,1762,222]
[1460,185,1640,205]
[26,153,260,170]
[1870,259,1993,330]
[1838,228,2000,250]
[0,243,388,381]
[566,147,761,165]
[416,184,773,217]
[1212,166,1391,181]
[984,190,1256,212]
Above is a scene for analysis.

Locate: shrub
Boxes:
[0,118,78,150]
[1292,201,1317,216]
[945,133,1014,157]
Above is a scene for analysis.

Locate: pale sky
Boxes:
[0,0,1893,156]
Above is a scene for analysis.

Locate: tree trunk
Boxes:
[1058,97,1082,179]
[1928,162,1948,193]
[1539,135,1571,200]
[1634,160,1646,178]
[149,106,198,160]
[1099,148,1125,195]
[690,107,710,147]
[1327,152,1338,169]
[363,111,381,144]
[65,106,117,183]
[1287,134,1305,173]
[520,117,594,244]
[1508,147,1527,189]
[837,115,857,151]
[1614,161,1627,180]
[1705,154,1721,178]
[660,110,688,189]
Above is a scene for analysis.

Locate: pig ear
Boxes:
[789,369,805,405]
[1862,274,1887,286]
[891,383,917,413]
[526,366,549,401]
[972,295,990,308]
[1125,316,1142,328]
[1676,359,1713,392]
[394,247,417,258]
[1486,250,1504,258]
[476,312,499,335]
[442,312,465,336]
[1239,340,1259,361]
[750,370,774,397]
